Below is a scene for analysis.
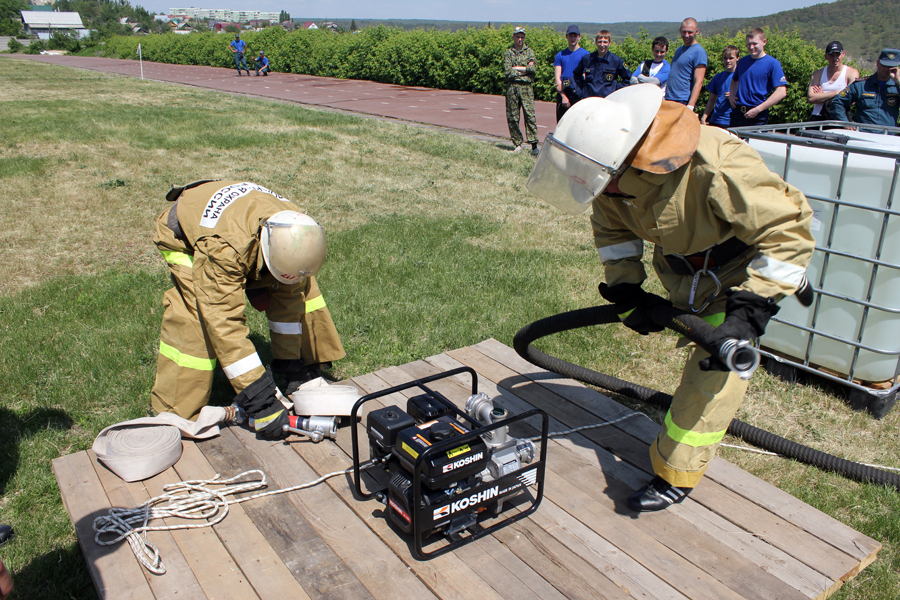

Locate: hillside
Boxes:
[700,0,899,68]
[298,0,896,69]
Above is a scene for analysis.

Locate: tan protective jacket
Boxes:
[591,127,815,310]
[173,181,338,392]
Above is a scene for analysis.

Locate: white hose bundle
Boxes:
[92,406,241,482]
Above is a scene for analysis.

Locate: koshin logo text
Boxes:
[441,451,483,473]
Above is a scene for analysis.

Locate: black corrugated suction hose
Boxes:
[513,305,900,491]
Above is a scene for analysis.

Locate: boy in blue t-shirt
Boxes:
[701,46,738,128]
[254,51,270,76]
[729,28,787,126]
[553,25,590,121]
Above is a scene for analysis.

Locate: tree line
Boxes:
[96,24,849,124]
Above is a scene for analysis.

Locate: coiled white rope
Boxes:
[93,462,375,574]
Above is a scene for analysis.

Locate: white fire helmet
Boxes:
[526,85,664,214]
[260,211,326,284]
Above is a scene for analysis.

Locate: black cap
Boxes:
[879,48,900,67]
[566,25,580,35]
[825,41,842,55]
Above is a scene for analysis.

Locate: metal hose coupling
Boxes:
[718,338,761,379]
[224,404,247,424]
[282,415,338,442]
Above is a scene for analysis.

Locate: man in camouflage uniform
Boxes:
[504,27,540,155]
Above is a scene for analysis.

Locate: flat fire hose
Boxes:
[92,405,242,482]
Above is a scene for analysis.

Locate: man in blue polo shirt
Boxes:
[729,28,787,126]
[554,25,590,121]
[230,33,251,76]
[572,30,631,100]
[832,48,900,127]
[665,18,707,112]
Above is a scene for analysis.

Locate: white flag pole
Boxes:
[137,43,143,80]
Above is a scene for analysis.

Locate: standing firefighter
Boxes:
[526,86,814,511]
[151,180,346,439]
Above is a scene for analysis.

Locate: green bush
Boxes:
[24,39,46,54]
[102,25,832,124]
[6,37,23,52]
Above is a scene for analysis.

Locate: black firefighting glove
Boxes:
[698,290,780,372]
[233,369,289,440]
[599,282,668,335]
[271,359,330,397]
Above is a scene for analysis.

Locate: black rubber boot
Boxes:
[0,524,14,547]
[628,476,692,512]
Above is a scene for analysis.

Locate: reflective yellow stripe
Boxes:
[618,308,635,321]
[159,341,216,371]
[159,249,194,267]
[254,408,284,429]
[664,410,727,447]
[306,295,326,312]
[678,312,725,338]
[703,313,726,327]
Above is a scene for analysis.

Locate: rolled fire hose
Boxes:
[513,304,900,491]
[92,405,243,482]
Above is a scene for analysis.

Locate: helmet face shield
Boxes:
[260,212,326,284]
[526,134,616,215]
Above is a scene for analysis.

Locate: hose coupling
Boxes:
[718,338,761,380]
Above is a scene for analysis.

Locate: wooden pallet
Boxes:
[52,339,881,600]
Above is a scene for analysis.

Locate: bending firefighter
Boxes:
[151,180,346,439]
[526,86,814,511]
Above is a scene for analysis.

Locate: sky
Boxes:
[145,0,838,23]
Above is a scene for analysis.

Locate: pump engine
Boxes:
[350,367,547,560]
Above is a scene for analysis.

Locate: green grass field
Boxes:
[0,57,898,599]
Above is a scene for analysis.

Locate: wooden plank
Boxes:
[472,340,881,580]
[224,417,439,600]
[172,441,313,600]
[443,346,841,599]
[87,450,207,600]
[464,535,568,600]
[472,339,881,562]
[141,465,260,599]
[52,453,156,600]
[198,429,373,600]
[492,519,632,600]
[418,351,813,600]
[530,500,690,600]
[704,459,882,564]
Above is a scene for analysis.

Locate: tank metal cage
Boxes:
[729,121,900,405]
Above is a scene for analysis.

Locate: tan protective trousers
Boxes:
[649,345,749,488]
[647,244,755,487]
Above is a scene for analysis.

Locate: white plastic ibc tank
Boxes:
[748,130,900,383]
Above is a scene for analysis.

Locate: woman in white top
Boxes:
[807,41,859,121]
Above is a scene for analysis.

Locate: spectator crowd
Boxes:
[503,19,900,152]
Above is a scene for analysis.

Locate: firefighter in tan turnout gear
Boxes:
[151,180,346,439]
[526,85,814,511]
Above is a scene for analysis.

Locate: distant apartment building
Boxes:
[168,7,279,23]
